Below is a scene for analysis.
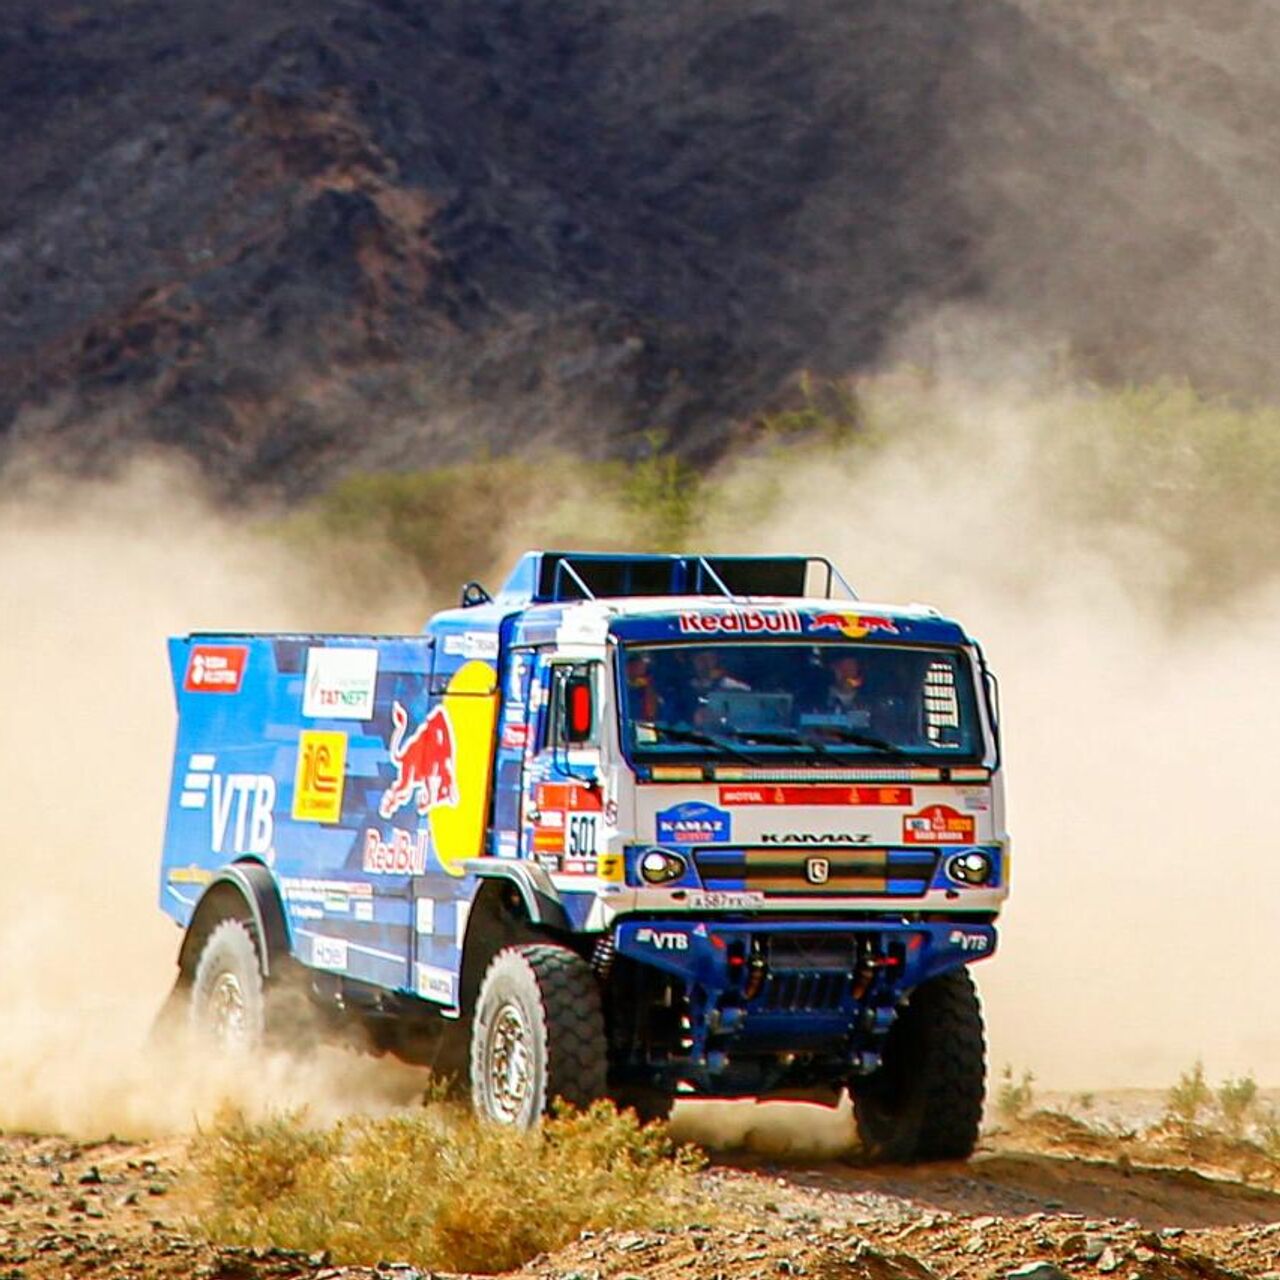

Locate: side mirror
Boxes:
[564,675,594,744]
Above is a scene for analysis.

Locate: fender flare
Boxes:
[177,861,292,979]
[466,860,570,932]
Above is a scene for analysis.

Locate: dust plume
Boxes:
[0,456,434,1137]
[714,369,1280,1092]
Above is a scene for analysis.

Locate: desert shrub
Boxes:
[995,1065,1035,1124]
[1216,1074,1260,1138]
[1166,1060,1212,1125]
[191,1100,710,1274]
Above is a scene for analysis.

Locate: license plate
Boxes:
[686,891,764,910]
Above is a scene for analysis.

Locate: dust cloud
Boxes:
[0,457,433,1137]
[723,368,1280,1092]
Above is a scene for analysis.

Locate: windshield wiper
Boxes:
[638,722,769,765]
[807,725,913,758]
[725,727,835,757]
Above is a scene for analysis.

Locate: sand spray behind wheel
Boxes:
[0,459,435,1138]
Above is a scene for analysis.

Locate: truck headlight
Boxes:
[639,849,687,885]
[946,850,994,886]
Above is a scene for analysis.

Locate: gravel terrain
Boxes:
[6,1106,1280,1280]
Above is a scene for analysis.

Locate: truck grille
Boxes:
[694,847,937,897]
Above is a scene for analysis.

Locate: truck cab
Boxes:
[160,551,1007,1159]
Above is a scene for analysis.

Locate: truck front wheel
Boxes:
[470,943,607,1128]
[851,967,986,1162]
[189,918,266,1053]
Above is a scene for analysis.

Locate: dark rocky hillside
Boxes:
[1,0,1277,496]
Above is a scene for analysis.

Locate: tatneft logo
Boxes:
[179,755,275,855]
[303,647,378,720]
[184,645,247,693]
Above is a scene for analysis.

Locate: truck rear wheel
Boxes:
[470,943,607,1128]
[189,918,266,1053]
[851,967,986,1163]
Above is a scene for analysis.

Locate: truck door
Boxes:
[521,653,606,877]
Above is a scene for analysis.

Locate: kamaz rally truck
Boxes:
[159,552,1007,1159]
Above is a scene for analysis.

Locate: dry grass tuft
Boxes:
[191,1099,711,1274]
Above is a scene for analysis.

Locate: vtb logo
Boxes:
[805,857,831,885]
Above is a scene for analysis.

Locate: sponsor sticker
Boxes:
[179,755,275,855]
[678,609,803,635]
[292,729,347,823]
[635,927,690,951]
[719,785,912,806]
[442,632,499,660]
[501,723,530,750]
[415,963,457,1005]
[903,804,976,845]
[184,645,247,694]
[310,936,349,970]
[415,896,436,934]
[303,647,377,719]
[362,827,429,875]
[380,702,457,820]
[657,801,731,845]
[948,929,990,953]
[807,612,900,639]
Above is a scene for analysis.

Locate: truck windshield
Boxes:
[618,642,984,765]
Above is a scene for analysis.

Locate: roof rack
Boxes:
[496,552,858,604]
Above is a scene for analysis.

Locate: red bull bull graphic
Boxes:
[809,611,900,639]
[379,702,458,819]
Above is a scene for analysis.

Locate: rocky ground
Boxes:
[6,1106,1280,1280]
[6,0,1280,494]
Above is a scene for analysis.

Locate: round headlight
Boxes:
[639,849,687,885]
[946,851,994,886]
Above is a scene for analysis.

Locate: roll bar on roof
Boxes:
[493,551,858,604]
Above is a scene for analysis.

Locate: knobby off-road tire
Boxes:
[189,918,267,1053]
[851,967,986,1163]
[470,943,608,1129]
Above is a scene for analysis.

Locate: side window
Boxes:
[545,662,601,749]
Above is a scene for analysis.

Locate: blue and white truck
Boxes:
[159,551,1008,1159]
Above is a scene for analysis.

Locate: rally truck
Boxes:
[159,551,1008,1159]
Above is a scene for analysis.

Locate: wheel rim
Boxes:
[485,1001,534,1123]
[206,971,249,1049]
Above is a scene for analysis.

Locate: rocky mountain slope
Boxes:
[2,0,1278,496]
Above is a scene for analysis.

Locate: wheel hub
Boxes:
[207,971,248,1048]
[486,1002,533,1123]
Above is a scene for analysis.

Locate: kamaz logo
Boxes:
[949,930,990,953]
[635,928,689,952]
[761,833,871,845]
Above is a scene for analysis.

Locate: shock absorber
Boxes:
[591,933,616,983]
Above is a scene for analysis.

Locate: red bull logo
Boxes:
[809,611,900,639]
[379,702,458,819]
